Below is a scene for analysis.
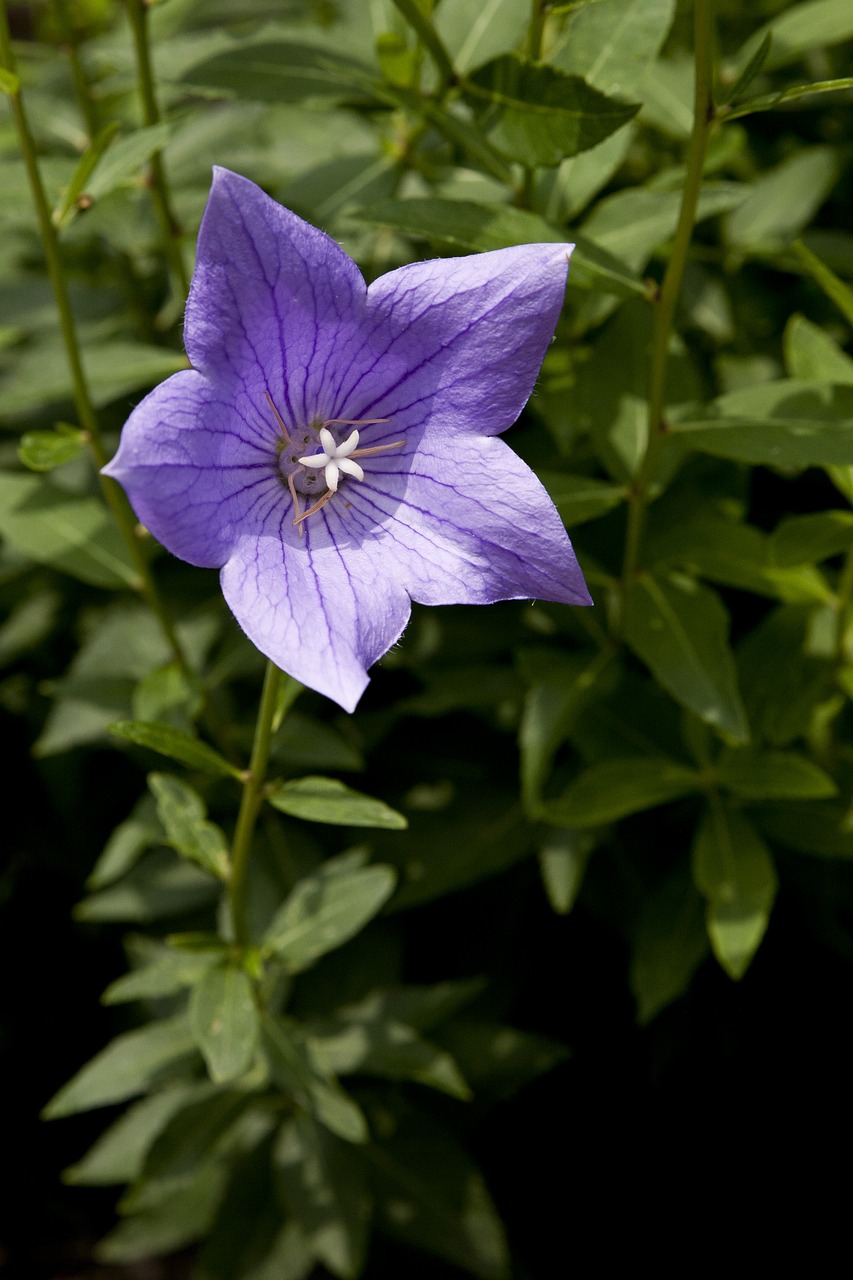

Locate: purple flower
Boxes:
[104,169,591,711]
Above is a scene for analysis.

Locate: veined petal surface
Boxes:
[106,169,591,709]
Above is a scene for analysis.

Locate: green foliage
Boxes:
[5,0,853,1275]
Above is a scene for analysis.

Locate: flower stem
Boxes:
[0,1,188,668]
[230,662,283,946]
[527,0,547,60]
[618,0,716,615]
[50,0,98,139]
[125,0,189,300]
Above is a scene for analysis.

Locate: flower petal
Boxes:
[220,521,411,712]
[332,243,573,440]
[338,429,591,607]
[185,168,369,426]
[103,370,279,568]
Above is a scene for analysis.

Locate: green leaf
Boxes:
[102,943,219,1005]
[64,1083,206,1186]
[267,776,406,828]
[722,77,853,122]
[551,0,676,98]
[771,511,853,566]
[751,801,853,859]
[624,572,749,743]
[77,850,219,923]
[275,1115,372,1278]
[538,828,596,914]
[263,862,396,972]
[0,67,20,94]
[1,339,187,415]
[180,41,378,102]
[538,472,626,525]
[784,314,853,384]
[541,756,700,827]
[717,32,773,107]
[645,513,831,604]
[0,472,137,588]
[189,962,261,1083]
[311,1017,471,1101]
[261,1014,368,1144]
[670,382,853,466]
[692,805,777,980]
[84,123,173,201]
[465,54,639,166]
[518,649,614,812]
[726,148,839,253]
[792,239,853,328]
[143,1088,258,1180]
[87,794,163,888]
[350,197,646,298]
[733,0,853,72]
[109,720,242,779]
[630,866,709,1023]
[434,1021,568,1100]
[96,1163,226,1264]
[17,425,86,472]
[581,183,747,272]
[148,773,230,879]
[737,605,834,747]
[43,1014,198,1118]
[51,122,120,228]
[717,750,836,800]
[367,1103,509,1279]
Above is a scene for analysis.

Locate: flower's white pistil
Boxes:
[299,428,364,493]
[263,391,404,533]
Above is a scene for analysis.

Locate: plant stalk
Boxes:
[0,0,188,667]
[230,662,283,945]
[126,0,189,299]
[619,0,716,608]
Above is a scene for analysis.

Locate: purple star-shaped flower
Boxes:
[104,169,591,711]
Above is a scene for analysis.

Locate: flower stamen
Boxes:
[263,390,292,444]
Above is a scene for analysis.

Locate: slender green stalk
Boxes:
[125,0,189,298]
[528,0,547,60]
[388,0,456,91]
[50,0,98,139]
[619,0,716,609]
[230,662,283,945]
[0,1,187,666]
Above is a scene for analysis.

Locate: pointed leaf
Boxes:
[541,756,700,828]
[148,773,230,879]
[43,1015,198,1117]
[465,54,639,166]
[717,750,836,800]
[267,776,406,828]
[624,572,749,743]
[0,472,137,588]
[261,1015,368,1144]
[263,864,396,972]
[692,805,777,980]
[189,962,260,1083]
[109,720,242,779]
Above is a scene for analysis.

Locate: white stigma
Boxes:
[299,428,364,493]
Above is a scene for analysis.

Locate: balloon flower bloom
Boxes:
[105,169,591,710]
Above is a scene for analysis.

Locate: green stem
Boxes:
[50,0,98,139]
[619,0,716,611]
[126,0,189,299]
[388,0,456,91]
[528,0,547,60]
[230,662,283,945]
[0,1,188,668]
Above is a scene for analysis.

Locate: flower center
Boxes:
[263,391,404,532]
